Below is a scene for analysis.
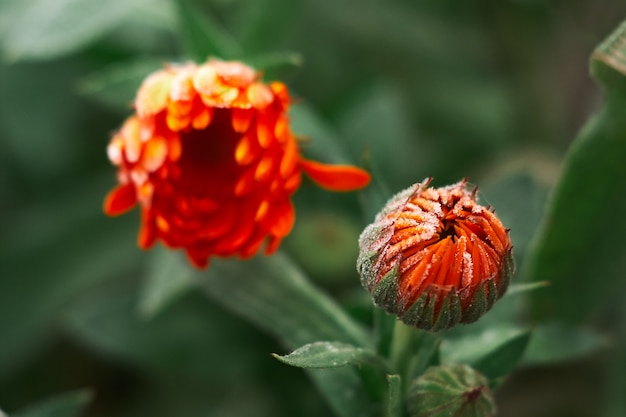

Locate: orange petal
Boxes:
[136,71,172,117]
[234,133,261,166]
[232,108,254,133]
[270,200,295,237]
[142,136,168,172]
[185,248,210,269]
[104,183,137,216]
[279,138,298,178]
[299,159,371,192]
[247,82,273,109]
[138,209,156,249]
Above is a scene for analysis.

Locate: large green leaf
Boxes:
[0,175,140,382]
[11,390,91,417]
[441,327,530,380]
[0,0,155,61]
[523,20,626,322]
[169,251,376,417]
[138,247,195,318]
[273,342,385,369]
[522,322,610,366]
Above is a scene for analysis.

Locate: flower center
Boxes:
[439,218,457,241]
[177,109,242,198]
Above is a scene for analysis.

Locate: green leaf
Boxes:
[138,246,195,318]
[523,20,626,322]
[503,281,549,298]
[246,51,304,80]
[386,374,402,417]
[472,330,531,380]
[523,321,610,366]
[197,252,371,349]
[77,58,166,110]
[174,0,242,62]
[441,327,530,380]
[189,252,375,417]
[0,0,150,61]
[12,390,92,417]
[273,341,384,369]
[289,104,354,165]
[63,277,272,383]
[0,175,140,382]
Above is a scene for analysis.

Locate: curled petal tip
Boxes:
[299,159,371,192]
[104,183,137,216]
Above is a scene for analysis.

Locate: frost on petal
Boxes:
[247,82,274,109]
[299,159,371,191]
[214,60,256,87]
[136,71,173,117]
[357,178,513,331]
[193,65,219,95]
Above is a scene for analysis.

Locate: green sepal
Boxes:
[460,279,497,325]
[407,364,496,417]
[371,264,400,312]
[400,290,431,329]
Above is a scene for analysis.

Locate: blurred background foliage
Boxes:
[1,0,626,416]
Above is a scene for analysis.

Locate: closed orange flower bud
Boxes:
[104,59,370,269]
[357,178,513,331]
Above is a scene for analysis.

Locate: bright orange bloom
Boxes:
[357,178,513,331]
[104,59,370,268]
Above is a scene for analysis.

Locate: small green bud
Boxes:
[407,364,496,417]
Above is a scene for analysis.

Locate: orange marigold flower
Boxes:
[104,59,370,269]
[357,178,513,331]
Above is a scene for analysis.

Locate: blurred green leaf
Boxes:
[235,0,300,52]
[336,84,423,186]
[523,322,610,366]
[290,103,354,165]
[0,176,140,382]
[246,51,304,80]
[78,58,166,110]
[174,0,242,61]
[138,247,195,318]
[480,171,550,266]
[472,330,531,380]
[273,342,384,369]
[0,61,90,181]
[0,0,154,61]
[385,374,402,417]
[11,390,92,417]
[196,252,371,349]
[163,251,375,417]
[285,211,361,286]
[524,20,626,322]
[441,327,530,380]
[503,281,550,298]
[63,277,269,382]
